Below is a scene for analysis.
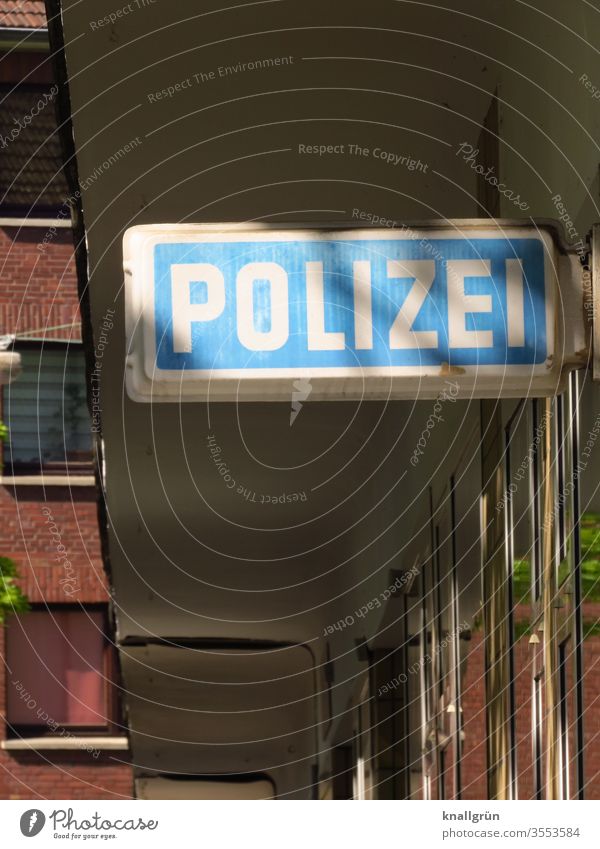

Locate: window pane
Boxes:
[6,610,107,728]
[4,347,92,472]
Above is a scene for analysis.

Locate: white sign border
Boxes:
[123,220,565,402]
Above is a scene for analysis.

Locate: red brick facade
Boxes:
[0,227,80,343]
[1,3,597,804]
[460,631,600,800]
[0,223,133,799]
[0,729,132,800]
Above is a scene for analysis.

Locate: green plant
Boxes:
[0,556,30,624]
[581,513,600,602]
[514,619,532,640]
[511,514,600,605]
[513,558,531,604]
[583,620,600,639]
[0,424,31,620]
[0,417,7,478]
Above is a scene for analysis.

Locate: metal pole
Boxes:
[569,370,585,798]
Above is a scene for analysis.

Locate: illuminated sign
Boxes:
[124,222,584,401]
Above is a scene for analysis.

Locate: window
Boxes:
[3,345,93,475]
[5,607,118,735]
[0,82,69,214]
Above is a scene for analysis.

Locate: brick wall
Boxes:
[0,747,132,800]
[460,631,600,800]
[0,486,133,799]
[0,486,134,798]
[459,632,487,799]
[0,487,107,600]
[0,227,80,342]
[0,223,133,799]
[0,51,54,86]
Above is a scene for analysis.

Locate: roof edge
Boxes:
[0,27,48,50]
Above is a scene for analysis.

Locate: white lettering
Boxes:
[306,261,345,350]
[353,260,373,349]
[446,259,493,348]
[387,260,437,349]
[236,262,289,351]
[506,258,525,347]
[171,263,225,353]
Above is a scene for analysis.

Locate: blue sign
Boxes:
[124,224,570,401]
[151,235,548,372]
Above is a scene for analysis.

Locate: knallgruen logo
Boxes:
[20,809,46,837]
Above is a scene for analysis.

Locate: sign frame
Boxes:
[123,219,586,403]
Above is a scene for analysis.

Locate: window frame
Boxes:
[4,602,121,739]
[1,340,94,477]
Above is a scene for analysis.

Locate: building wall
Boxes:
[0,61,133,796]
[0,227,79,342]
[15,0,600,799]
[459,630,600,801]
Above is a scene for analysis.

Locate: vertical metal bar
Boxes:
[530,400,544,800]
[531,401,543,603]
[533,672,544,799]
[543,396,560,800]
[435,525,445,690]
[401,596,410,799]
[434,525,446,800]
[480,399,511,800]
[558,640,570,799]
[420,494,431,800]
[504,422,517,799]
[569,370,585,799]
[450,475,463,799]
[556,396,567,564]
[427,488,437,798]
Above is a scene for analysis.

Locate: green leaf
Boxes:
[0,557,30,624]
